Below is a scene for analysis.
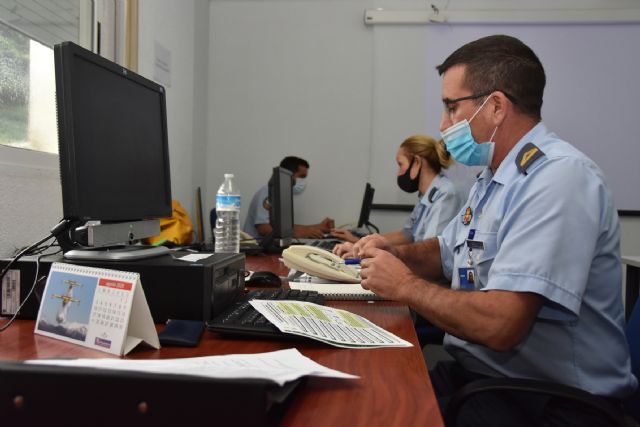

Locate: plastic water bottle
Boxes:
[214,173,241,253]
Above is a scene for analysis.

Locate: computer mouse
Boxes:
[246,271,282,287]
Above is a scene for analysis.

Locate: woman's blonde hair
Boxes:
[399,134,453,174]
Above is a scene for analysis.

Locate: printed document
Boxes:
[250,300,412,348]
[26,348,357,386]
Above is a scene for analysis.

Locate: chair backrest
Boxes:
[625,297,640,420]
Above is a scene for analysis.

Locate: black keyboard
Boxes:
[206,289,325,338]
[309,239,341,251]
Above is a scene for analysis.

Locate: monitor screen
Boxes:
[55,41,172,223]
[357,183,375,229]
[268,166,294,241]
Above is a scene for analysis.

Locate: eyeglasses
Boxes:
[442,91,492,109]
[442,90,517,120]
[442,91,491,121]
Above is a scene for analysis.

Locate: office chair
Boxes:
[443,298,640,427]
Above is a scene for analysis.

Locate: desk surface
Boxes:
[0,254,443,426]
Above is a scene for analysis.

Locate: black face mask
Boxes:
[397,157,421,193]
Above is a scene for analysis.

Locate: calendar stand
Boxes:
[35,262,159,355]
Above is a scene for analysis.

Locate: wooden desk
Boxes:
[0,254,442,426]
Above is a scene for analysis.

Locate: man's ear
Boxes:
[490,91,510,126]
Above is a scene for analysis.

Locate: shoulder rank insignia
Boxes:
[462,207,473,225]
[428,187,438,203]
[516,142,545,175]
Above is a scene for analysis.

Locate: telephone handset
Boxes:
[282,245,361,283]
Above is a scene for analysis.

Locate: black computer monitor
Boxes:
[54,41,172,260]
[266,166,294,248]
[357,183,379,233]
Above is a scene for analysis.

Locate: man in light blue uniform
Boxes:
[243,156,334,239]
[440,122,633,396]
[403,174,463,242]
[243,184,270,238]
[353,35,636,425]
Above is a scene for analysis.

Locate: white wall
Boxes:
[206,0,640,248]
[138,0,210,227]
[3,0,640,258]
[206,0,373,233]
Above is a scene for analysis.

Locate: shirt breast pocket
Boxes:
[472,231,498,288]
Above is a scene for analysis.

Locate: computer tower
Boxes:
[0,252,245,323]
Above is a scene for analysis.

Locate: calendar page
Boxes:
[35,263,159,356]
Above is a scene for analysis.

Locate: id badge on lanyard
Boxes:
[458,229,484,290]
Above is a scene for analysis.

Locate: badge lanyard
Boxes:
[466,232,485,268]
[458,229,483,290]
[458,179,494,289]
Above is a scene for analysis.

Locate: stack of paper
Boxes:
[250,300,412,349]
[289,281,384,300]
[26,348,357,386]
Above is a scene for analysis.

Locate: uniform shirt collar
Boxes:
[419,173,444,204]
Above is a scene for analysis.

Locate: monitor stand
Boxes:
[259,234,292,254]
[63,245,170,261]
[363,221,380,234]
[56,220,169,261]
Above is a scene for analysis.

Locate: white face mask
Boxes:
[293,178,306,194]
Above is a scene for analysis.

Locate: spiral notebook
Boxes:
[34,262,160,355]
[288,282,387,301]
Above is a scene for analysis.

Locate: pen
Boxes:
[343,258,361,265]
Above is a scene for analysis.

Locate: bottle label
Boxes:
[216,195,241,210]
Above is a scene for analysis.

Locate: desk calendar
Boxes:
[35,263,159,355]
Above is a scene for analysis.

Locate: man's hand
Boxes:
[319,217,335,232]
[333,241,355,258]
[293,224,325,239]
[359,247,416,301]
[330,229,359,243]
[353,234,398,258]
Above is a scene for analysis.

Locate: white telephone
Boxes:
[282,245,361,283]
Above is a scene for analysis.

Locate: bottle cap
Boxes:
[224,173,234,178]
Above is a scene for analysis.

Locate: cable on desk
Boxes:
[0,219,70,282]
[0,219,70,332]
[0,254,51,332]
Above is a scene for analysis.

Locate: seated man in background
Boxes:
[332,134,463,256]
[355,34,636,425]
[243,156,334,239]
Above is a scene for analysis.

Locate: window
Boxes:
[0,0,88,154]
[0,22,57,153]
[0,0,137,154]
[0,0,85,47]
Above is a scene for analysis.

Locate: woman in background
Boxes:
[333,134,463,257]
